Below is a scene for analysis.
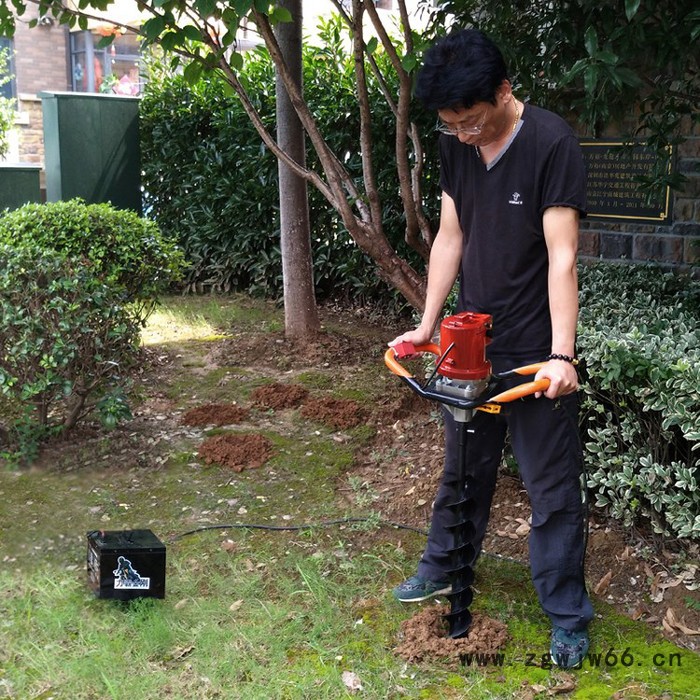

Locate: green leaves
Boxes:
[269,5,292,23]
[0,200,186,457]
[183,60,204,84]
[232,0,254,14]
[182,24,202,42]
[0,199,185,314]
[95,33,117,49]
[400,52,418,73]
[583,25,598,56]
[0,243,141,456]
[193,0,217,16]
[624,0,642,21]
[579,263,700,539]
[143,15,167,42]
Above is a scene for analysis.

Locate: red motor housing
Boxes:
[438,312,492,381]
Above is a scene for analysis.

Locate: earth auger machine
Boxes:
[385,311,550,639]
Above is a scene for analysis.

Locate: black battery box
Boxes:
[87,529,166,600]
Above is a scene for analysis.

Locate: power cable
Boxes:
[170,517,527,567]
[170,517,429,542]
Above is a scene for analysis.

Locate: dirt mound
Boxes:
[181,403,249,427]
[250,383,309,410]
[198,433,273,472]
[300,397,367,430]
[395,606,509,666]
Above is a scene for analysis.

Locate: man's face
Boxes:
[436,83,513,148]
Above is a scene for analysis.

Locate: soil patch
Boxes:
[198,433,273,472]
[181,403,249,427]
[300,397,367,430]
[250,383,309,410]
[396,606,509,666]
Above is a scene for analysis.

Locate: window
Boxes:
[70,30,142,95]
[0,37,16,101]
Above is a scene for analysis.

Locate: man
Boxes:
[389,29,593,668]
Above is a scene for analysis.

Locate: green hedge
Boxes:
[0,199,185,324]
[139,21,439,307]
[578,263,700,539]
[0,244,141,461]
[0,200,185,461]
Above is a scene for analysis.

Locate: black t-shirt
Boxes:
[439,104,587,363]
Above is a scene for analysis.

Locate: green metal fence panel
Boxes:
[0,163,42,211]
[40,92,141,213]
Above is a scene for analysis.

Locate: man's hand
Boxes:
[388,327,435,349]
[534,359,579,399]
[387,327,435,359]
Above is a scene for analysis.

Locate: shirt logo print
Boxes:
[509,192,523,206]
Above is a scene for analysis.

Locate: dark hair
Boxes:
[414,29,509,111]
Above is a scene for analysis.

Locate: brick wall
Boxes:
[578,117,700,271]
[13,7,69,168]
[14,9,69,95]
[15,96,43,167]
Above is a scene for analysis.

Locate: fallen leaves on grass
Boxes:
[662,608,700,636]
[594,570,613,596]
[341,671,363,693]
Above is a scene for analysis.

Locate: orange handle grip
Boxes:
[488,378,551,403]
[384,343,441,378]
[509,362,546,376]
[384,347,412,378]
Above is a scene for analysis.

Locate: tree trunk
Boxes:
[275,0,320,341]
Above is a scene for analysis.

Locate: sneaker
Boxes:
[550,626,590,669]
[392,575,452,603]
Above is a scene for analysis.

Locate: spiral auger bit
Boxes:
[384,312,549,639]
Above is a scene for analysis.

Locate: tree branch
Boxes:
[352,0,384,230]
[363,0,431,259]
[252,9,373,230]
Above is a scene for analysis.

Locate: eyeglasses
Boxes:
[435,108,488,136]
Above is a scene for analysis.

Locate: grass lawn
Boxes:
[0,295,697,699]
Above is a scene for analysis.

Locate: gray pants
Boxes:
[417,389,594,632]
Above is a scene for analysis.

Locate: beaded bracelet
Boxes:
[545,353,579,365]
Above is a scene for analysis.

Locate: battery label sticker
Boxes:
[113,556,151,590]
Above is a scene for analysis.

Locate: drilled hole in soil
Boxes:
[300,397,366,430]
[181,404,249,427]
[198,433,273,472]
[250,383,309,410]
[395,606,509,666]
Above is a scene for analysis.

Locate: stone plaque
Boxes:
[579,140,672,224]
